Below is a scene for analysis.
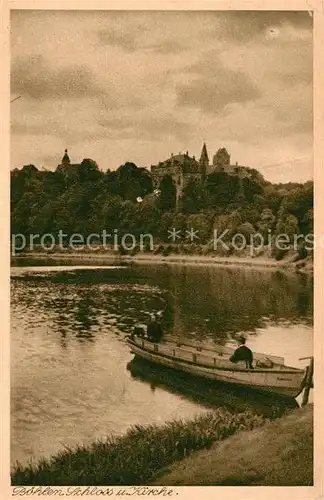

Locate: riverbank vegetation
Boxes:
[11,161,313,263]
[12,408,266,486]
[153,404,313,486]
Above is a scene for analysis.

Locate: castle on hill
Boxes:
[55,145,250,208]
[150,143,250,202]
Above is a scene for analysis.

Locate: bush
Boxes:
[142,242,153,253]
[118,245,129,255]
[272,247,289,261]
[201,243,214,255]
[153,244,165,255]
[130,245,140,256]
[162,245,173,256]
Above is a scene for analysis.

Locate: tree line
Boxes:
[11,159,313,256]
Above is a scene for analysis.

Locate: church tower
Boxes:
[199,142,209,176]
[62,148,70,165]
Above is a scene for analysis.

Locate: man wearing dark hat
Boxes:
[230,336,254,369]
[147,314,163,343]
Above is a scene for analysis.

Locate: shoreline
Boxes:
[11,250,313,274]
[11,404,313,486]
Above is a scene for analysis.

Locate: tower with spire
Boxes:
[56,148,81,182]
[150,141,250,211]
[62,148,70,165]
[199,142,209,176]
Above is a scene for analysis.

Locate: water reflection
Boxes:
[11,277,167,347]
[11,259,313,466]
[11,262,313,346]
[127,357,299,419]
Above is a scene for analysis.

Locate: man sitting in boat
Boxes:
[229,336,254,369]
[147,314,163,343]
[131,325,146,339]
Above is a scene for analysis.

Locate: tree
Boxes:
[237,205,261,225]
[12,191,38,235]
[262,185,283,213]
[158,213,175,241]
[10,152,312,258]
[119,200,140,235]
[157,175,177,212]
[213,214,230,235]
[181,179,205,214]
[115,162,153,201]
[101,195,123,232]
[227,210,242,233]
[241,176,263,203]
[283,183,313,233]
[136,196,161,237]
[245,167,267,186]
[79,158,102,183]
[186,213,213,243]
[275,210,300,244]
[21,164,39,177]
[30,201,58,235]
[206,172,242,206]
[236,222,256,244]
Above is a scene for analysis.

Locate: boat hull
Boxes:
[128,341,306,399]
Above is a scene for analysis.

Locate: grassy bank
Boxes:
[12,408,266,486]
[153,404,313,486]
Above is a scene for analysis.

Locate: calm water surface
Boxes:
[11,259,313,466]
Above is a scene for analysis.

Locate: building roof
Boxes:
[199,143,209,164]
[155,152,198,166]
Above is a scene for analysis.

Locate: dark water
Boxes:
[11,259,313,466]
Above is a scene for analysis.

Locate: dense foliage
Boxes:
[11,160,313,252]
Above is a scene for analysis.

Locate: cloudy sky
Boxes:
[11,10,313,183]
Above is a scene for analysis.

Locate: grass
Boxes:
[153,404,313,486]
[11,408,266,486]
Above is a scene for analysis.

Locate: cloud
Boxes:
[270,86,313,136]
[136,115,192,141]
[41,154,63,166]
[96,29,137,52]
[96,28,187,55]
[11,123,45,136]
[97,114,192,142]
[11,118,109,144]
[10,10,313,183]
[144,40,187,55]
[10,95,115,145]
[11,55,106,100]
[203,11,312,42]
[264,38,312,85]
[176,57,261,114]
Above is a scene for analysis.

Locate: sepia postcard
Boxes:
[1,1,323,499]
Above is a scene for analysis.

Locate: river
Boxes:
[11,258,313,467]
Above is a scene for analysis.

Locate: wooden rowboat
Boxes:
[127,335,308,399]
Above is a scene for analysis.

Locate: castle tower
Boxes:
[199,143,209,176]
[62,148,70,165]
[213,148,230,172]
